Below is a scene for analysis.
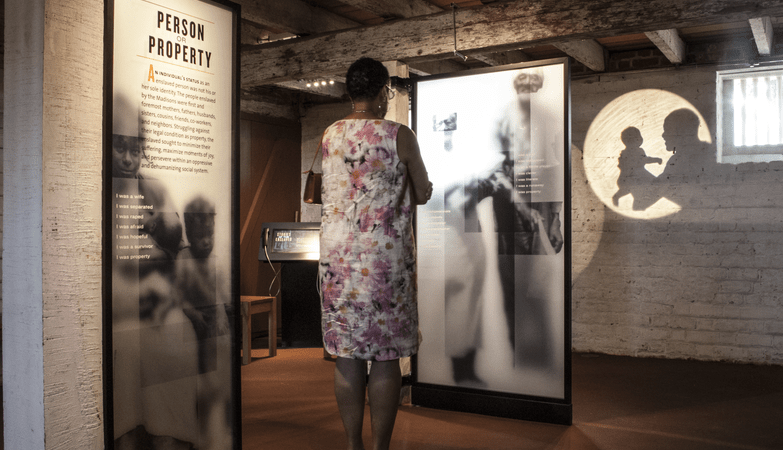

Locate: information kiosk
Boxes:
[260,222,322,347]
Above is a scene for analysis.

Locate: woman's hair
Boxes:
[346,57,389,101]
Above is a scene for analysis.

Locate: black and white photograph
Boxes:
[109,0,238,448]
[414,61,569,399]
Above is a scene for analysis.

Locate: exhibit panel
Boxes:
[105,0,241,448]
[412,59,572,424]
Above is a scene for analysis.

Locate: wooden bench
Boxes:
[240,295,277,364]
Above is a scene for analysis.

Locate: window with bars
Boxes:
[717,66,783,163]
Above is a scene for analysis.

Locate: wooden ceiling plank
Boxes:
[470,49,531,66]
[407,59,469,76]
[553,39,605,71]
[235,0,358,36]
[339,0,443,19]
[242,0,783,86]
[749,17,774,55]
[644,29,686,63]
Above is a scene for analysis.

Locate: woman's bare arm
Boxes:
[397,125,432,205]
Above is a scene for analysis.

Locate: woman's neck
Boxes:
[349,104,382,120]
[348,93,386,120]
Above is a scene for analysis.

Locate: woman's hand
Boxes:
[425,181,433,201]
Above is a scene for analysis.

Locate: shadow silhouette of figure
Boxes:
[613,127,662,210]
[658,109,717,183]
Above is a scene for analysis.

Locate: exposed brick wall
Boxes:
[607,49,671,72]
[571,66,783,365]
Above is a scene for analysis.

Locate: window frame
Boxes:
[716,65,783,164]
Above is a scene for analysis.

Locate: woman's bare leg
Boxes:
[335,357,368,450]
[367,360,401,450]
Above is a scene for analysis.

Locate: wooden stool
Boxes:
[240,295,277,364]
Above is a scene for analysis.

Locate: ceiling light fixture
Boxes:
[302,79,335,88]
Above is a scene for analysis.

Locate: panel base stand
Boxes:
[411,384,572,425]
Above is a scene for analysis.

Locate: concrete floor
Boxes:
[241,347,783,450]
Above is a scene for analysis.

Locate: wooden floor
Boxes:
[0,341,781,449]
[241,346,783,450]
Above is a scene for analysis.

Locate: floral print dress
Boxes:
[319,119,419,361]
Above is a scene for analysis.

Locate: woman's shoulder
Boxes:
[396,124,416,143]
[322,120,350,138]
[396,123,414,135]
[326,119,346,130]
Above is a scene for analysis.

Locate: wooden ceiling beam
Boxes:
[242,0,783,86]
[553,39,606,71]
[749,17,774,56]
[645,29,686,64]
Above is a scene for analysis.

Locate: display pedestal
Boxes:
[280,261,322,348]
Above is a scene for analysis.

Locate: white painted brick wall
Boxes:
[4,0,104,447]
[573,67,783,365]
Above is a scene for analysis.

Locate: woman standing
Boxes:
[319,57,432,450]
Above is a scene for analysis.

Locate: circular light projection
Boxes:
[583,89,711,219]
